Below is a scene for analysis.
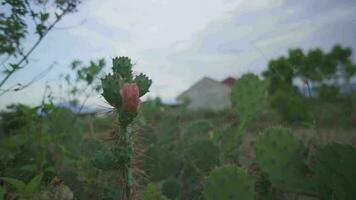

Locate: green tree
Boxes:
[0,0,81,93]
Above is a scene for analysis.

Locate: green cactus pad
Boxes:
[101,74,122,108]
[184,119,213,142]
[184,139,220,172]
[180,161,206,199]
[230,73,266,128]
[202,165,255,200]
[112,57,133,81]
[255,127,317,195]
[158,115,180,144]
[134,73,152,97]
[316,143,356,200]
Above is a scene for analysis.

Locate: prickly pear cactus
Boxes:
[255,127,317,196]
[184,139,220,172]
[230,73,266,129]
[98,57,152,200]
[157,114,180,144]
[202,165,255,200]
[181,163,203,199]
[184,119,213,142]
[316,143,356,200]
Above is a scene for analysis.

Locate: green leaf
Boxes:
[23,173,43,198]
[40,13,49,21]
[44,166,56,173]
[36,24,47,37]
[20,164,37,172]
[112,57,133,81]
[134,73,152,97]
[0,177,26,193]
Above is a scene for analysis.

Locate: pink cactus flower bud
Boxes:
[120,83,140,112]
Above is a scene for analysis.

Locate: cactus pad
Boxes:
[255,127,316,195]
[316,143,356,200]
[202,165,255,200]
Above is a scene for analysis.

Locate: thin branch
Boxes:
[53,19,87,30]
[0,62,57,96]
[0,8,69,89]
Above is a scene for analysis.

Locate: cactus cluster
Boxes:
[255,127,356,199]
[255,127,317,195]
[202,166,255,200]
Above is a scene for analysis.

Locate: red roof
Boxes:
[222,77,235,87]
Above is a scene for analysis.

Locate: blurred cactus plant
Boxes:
[202,165,255,200]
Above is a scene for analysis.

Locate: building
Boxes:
[176,77,235,111]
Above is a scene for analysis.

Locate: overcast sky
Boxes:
[1,0,356,109]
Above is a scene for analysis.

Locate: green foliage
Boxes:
[270,86,312,124]
[180,163,202,200]
[161,179,181,200]
[262,45,356,124]
[1,173,43,199]
[255,127,317,195]
[263,45,356,100]
[148,146,179,181]
[100,185,120,200]
[91,149,117,171]
[75,58,106,85]
[184,139,220,172]
[0,187,5,200]
[317,85,340,101]
[141,97,165,121]
[158,115,180,144]
[142,184,169,200]
[184,119,213,142]
[202,166,255,200]
[0,0,28,56]
[231,73,266,128]
[316,143,356,200]
[0,104,38,134]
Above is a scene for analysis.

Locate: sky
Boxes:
[1,0,356,109]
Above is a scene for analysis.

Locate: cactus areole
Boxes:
[121,83,139,113]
